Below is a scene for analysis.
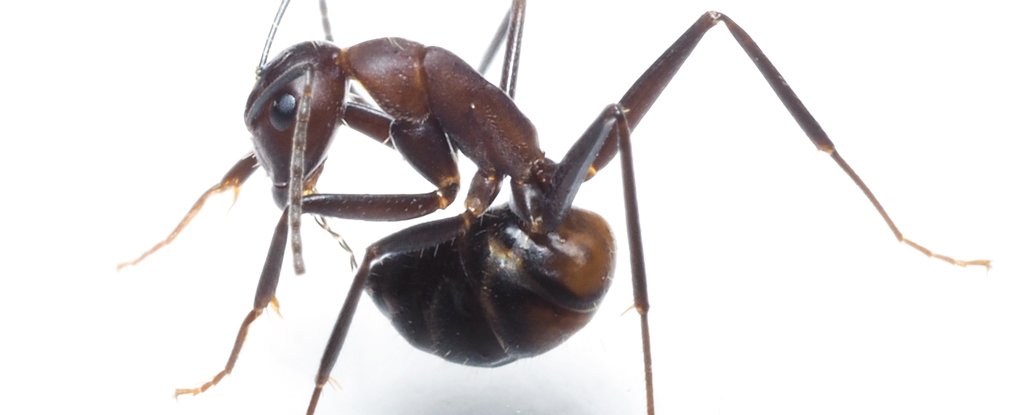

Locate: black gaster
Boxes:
[365,205,615,367]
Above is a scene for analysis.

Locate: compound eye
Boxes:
[269,93,297,131]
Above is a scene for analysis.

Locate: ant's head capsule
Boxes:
[244,41,347,208]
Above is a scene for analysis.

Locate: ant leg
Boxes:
[301,190,458,221]
[465,169,503,216]
[541,104,622,230]
[175,209,290,397]
[179,120,460,397]
[543,104,655,413]
[717,17,987,268]
[589,11,987,268]
[177,187,461,398]
[478,5,509,74]
[499,0,526,98]
[306,212,474,415]
[340,103,394,147]
[477,0,527,97]
[117,153,259,270]
[340,105,462,212]
[614,111,654,415]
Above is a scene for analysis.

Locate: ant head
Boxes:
[244,41,347,208]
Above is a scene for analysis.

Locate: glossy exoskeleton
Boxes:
[119,1,988,414]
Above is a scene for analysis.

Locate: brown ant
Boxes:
[119,1,989,414]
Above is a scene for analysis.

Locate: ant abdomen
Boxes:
[365,205,614,366]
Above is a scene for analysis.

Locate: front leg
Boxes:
[175,187,463,398]
[341,98,461,210]
[117,153,260,270]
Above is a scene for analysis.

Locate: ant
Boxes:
[119,1,989,414]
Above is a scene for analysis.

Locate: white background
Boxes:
[3,1,1023,414]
